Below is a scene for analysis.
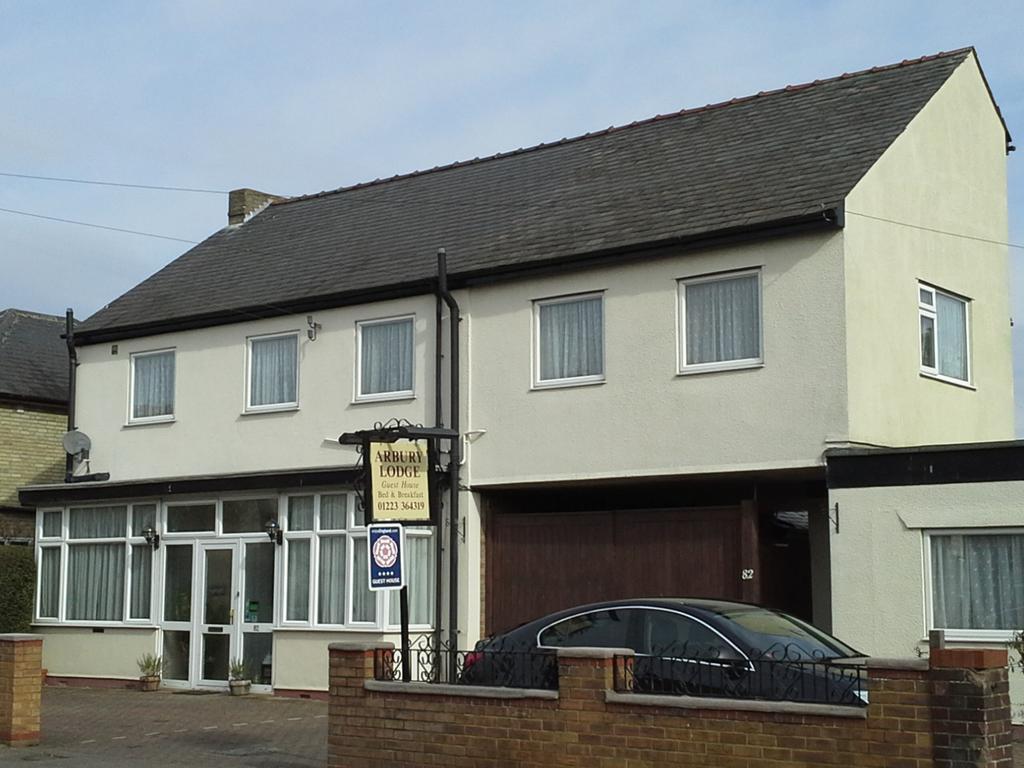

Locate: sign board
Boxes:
[368,524,405,591]
[368,439,432,523]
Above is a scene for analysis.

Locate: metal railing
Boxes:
[613,643,866,707]
[373,635,557,689]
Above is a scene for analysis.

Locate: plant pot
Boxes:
[139,675,160,692]
[229,679,251,696]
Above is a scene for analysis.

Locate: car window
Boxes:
[719,607,858,659]
[640,610,741,661]
[538,609,636,649]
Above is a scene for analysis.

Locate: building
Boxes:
[20,48,1018,702]
[1,309,70,544]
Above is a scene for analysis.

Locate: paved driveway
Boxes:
[0,687,326,767]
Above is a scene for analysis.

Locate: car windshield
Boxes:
[717,607,860,660]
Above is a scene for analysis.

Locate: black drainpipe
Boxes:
[436,249,461,657]
[64,308,77,481]
[433,264,445,657]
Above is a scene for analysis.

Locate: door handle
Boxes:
[229,608,235,623]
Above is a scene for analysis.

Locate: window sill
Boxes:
[531,376,605,391]
[31,622,158,630]
[352,392,416,405]
[273,625,435,633]
[124,416,175,428]
[929,629,1017,643]
[678,360,763,376]
[919,371,975,391]
[241,405,300,416]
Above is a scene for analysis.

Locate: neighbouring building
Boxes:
[1,309,70,544]
[19,48,1020,708]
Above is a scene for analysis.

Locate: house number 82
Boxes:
[740,569,755,580]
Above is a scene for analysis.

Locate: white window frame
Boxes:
[923,527,1022,642]
[35,502,159,627]
[354,314,416,403]
[677,268,763,375]
[532,291,606,389]
[127,348,176,425]
[918,283,971,386]
[244,331,300,413]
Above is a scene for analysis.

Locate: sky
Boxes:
[1,1,1022,429]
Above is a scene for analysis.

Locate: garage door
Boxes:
[485,507,743,635]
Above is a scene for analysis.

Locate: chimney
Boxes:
[228,188,284,225]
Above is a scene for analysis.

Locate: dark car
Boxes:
[460,598,867,706]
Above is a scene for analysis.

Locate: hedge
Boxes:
[0,546,35,633]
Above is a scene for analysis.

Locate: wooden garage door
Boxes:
[485,507,743,635]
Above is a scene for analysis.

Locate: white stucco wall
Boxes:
[829,480,1024,719]
[37,626,157,680]
[466,232,849,485]
[843,53,1013,446]
[75,296,436,481]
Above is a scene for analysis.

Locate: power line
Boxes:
[0,207,198,244]
[0,171,227,195]
[845,210,1024,250]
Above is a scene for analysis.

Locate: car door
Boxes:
[634,609,751,696]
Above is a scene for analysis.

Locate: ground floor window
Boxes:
[36,491,436,632]
[929,530,1024,635]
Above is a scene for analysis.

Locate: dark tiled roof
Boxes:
[0,309,70,404]
[78,49,978,342]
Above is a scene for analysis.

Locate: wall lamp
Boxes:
[142,526,160,550]
[265,518,283,545]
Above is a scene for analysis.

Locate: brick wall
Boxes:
[0,634,43,746]
[0,403,65,509]
[328,644,1012,768]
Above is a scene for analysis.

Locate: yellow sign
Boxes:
[368,439,430,522]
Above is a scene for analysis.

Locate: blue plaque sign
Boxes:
[368,523,405,591]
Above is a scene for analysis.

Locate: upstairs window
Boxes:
[130,349,175,422]
[919,284,969,383]
[357,316,415,399]
[679,270,762,372]
[247,332,298,410]
[534,293,604,387]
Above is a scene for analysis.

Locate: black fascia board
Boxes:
[0,393,69,412]
[825,441,1024,489]
[19,466,360,507]
[74,209,842,347]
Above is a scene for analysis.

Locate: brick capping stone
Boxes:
[930,647,1008,670]
[328,645,1014,767]
[0,633,43,747]
[604,690,868,719]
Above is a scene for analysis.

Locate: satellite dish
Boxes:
[62,430,92,456]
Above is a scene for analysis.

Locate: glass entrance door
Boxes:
[240,542,275,688]
[198,543,238,685]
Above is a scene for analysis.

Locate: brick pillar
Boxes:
[0,634,43,747]
[930,647,1012,767]
[327,641,393,768]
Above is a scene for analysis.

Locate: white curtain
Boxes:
[39,548,60,618]
[286,539,310,621]
[389,535,435,626]
[67,543,124,620]
[130,545,151,619]
[133,351,175,418]
[288,496,314,531]
[685,275,760,365]
[250,335,297,406]
[932,534,1024,629]
[937,294,968,380]
[361,319,414,394]
[351,537,376,622]
[69,506,125,538]
[539,297,603,380]
[320,495,347,529]
[318,536,346,624]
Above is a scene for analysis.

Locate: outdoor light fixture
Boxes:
[306,315,321,341]
[265,518,283,545]
[142,526,160,550]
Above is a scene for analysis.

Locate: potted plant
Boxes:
[137,653,162,692]
[228,658,251,696]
